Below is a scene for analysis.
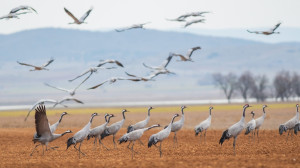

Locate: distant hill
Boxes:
[0,28,299,105]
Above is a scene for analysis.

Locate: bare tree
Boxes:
[212,72,238,103]
[237,71,255,102]
[251,75,269,102]
[273,70,293,101]
[292,72,300,100]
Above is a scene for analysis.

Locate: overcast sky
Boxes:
[1,0,300,42]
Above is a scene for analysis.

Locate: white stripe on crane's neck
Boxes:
[89,114,97,123]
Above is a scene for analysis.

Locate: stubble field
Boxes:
[0,103,300,167]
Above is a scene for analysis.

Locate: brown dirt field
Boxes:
[1,128,300,168]
[1,103,300,167]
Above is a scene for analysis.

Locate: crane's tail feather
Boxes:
[219,129,230,145]
[279,125,287,135]
[294,123,300,135]
[245,126,251,135]
[100,129,110,139]
[127,125,134,133]
[118,136,128,144]
[148,136,157,148]
[195,127,202,136]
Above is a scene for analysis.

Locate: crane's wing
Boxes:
[173,54,187,61]
[271,22,281,31]
[17,61,37,68]
[125,72,138,77]
[74,72,93,90]
[69,69,91,82]
[15,11,31,16]
[0,15,9,20]
[10,6,37,14]
[64,8,80,23]
[35,105,51,137]
[142,63,155,70]
[186,46,201,58]
[87,80,109,90]
[44,83,69,93]
[114,60,124,67]
[42,58,54,67]
[59,97,84,104]
[79,7,93,22]
[96,60,109,67]
[160,54,173,68]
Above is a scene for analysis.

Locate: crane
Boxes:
[245,111,256,142]
[194,106,213,142]
[101,109,129,148]
[279,104,299,141]
[254,105,267,142]
[30,105,72,156]
[87,114,114,150]
[66,113,98,158]
[166,106,186,147]
[219,104,251,155]
[119,124,160,159]
[148,114,179,157]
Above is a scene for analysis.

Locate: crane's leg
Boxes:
[159,142,162,157]
[233,137,237,155]
[173,132,176,147]
[99,138,109,151]
[257,129,260,143]
[127,141,132,149]
[204,130,207,143]
[42,145,44,155]
[30,144,41,156]
[93,137,97,150]
[200,132,203,143]
[138,139,144,146]
[253,131,255,142]
[286,130,290,142]
[113,134,117,148]
[131,141,135,159]
[74,143,86,156]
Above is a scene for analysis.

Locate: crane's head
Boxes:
[209,106,214,110]
[104,113,109,117]
[149,106,154,110]
[62,112,68,116]
[296,104,299,108]
[122,109,128,113]
[243,104,251,108]
[65,130,72,134]
[91,113,98,117]
[263,105,268,108]
[250,111,255,116]
[109,114,115,118]
[181,105,187,109]
[174,113,180,118]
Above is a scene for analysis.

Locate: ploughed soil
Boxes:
[0,128,300,168]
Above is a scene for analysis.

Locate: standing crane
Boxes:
[66,113,98,158]
[127,107,153,133]
[254,105,267,142]
[166,106,186,147]
[87,114,114,150]
[279,104,299,141]
[194,106,213,142]
[119,124,160,159]
[219,104,251,155]
[30,105,72,156]
[245,111,256,142]
[148,114,179,157]
[101,109,129,148]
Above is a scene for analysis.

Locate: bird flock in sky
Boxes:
[31,103,300,158]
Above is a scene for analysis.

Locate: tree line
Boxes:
[212,70,300,103]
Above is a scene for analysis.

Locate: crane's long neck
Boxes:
[148,109,151,116]
[209,109,212,116]
[107,116,113,124]
[240,107,247,122]
[59,114,65,123]
[181,108,185,115]
[168,115,177,129]
[104,115,108,122]
[263,107,266,118]
[90,115,96,124]
[122,111,126,120]
[146,125,160,131]
[296,106,299,119]
[52,131,71,141]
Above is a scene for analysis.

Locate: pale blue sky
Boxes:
[1,0,299,34]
